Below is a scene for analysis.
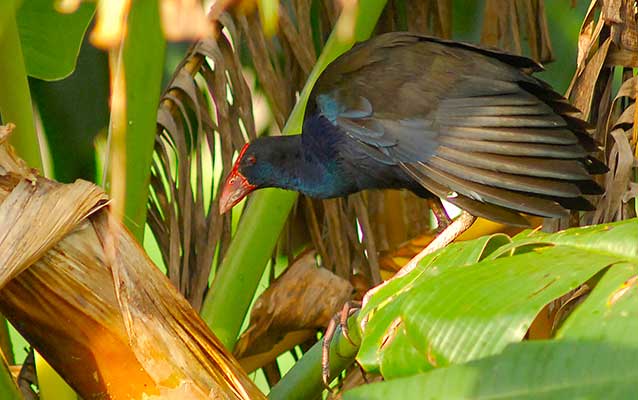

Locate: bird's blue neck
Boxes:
[247,134,352,198]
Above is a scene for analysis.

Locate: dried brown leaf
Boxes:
[481,0,522,56]
[238,330,315,376]
[160,0,213,41]
[303,198,331,271]
[593,128,635,222]
[481,0,553,62]
[0,138,264,399]
[568,37,612,119]
[618,1,638,51]
[16,349,37,399]
[623,182,638,203]
[278,4,316,75]
[0,178,108,289]
[235,251,352,370]
[237,12,291,128]
[574,0,603,70]
[0,124,34,179]
[524,0,554,62]
[436,0,453,38]
[323,199,351,278]
[150,28,256,309]
[602,0,624,24]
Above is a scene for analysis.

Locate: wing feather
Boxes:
[435,147,591,180]
[408,162,569,217]
[437,137,586,158]
[442,126,579,144]
[427,155,581,197]
[401,163,531,226]
[305,32,605,223]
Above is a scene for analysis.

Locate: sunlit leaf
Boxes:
[345,340,638,400]
[358,219,638,378]
[558,262,638,345]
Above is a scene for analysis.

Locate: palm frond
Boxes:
[149,15,256,310]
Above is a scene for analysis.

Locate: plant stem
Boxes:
[268,314,361,400]
[0,352,20,400]
[117,0,165,240]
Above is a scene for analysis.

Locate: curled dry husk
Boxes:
[0,127,264,399]
[235,251,353,373]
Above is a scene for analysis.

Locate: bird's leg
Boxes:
[322,316,338,392]
[396,211,476,278]
[321,300,362,390]
[428,197,452,230]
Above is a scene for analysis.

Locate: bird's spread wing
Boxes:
[308,33,604,225]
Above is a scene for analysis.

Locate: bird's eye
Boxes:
[229,177,236,184]
[247,154,257,165]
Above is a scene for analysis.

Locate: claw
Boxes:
[340,300,362,346]
[321,300,363,391]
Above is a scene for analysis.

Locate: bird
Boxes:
[219,32,606,226]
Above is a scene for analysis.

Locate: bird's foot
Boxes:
[322,300,362,390]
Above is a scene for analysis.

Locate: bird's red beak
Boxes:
[219,144,257,214]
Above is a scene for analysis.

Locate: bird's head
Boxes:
[219,136,302,214]
[219,142,260,214]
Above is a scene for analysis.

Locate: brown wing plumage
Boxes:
[309,32,605,225]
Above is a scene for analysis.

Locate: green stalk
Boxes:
[0,354,20,400]
[119,0,166,240]
[36,352,75,400]
[268,314,361,400]
[201,1,388,350]
[0,5,43,171]
[0,320,13,365]
[0,0,22,39]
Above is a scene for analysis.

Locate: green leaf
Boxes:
[358,219,638,378]
[490,219,638,262]
[344,340,638,400]
[0,4,43,171]
[558,262,638,345]
[17,0,94,81]
[357,234,510,374]
[29,41,109,182]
